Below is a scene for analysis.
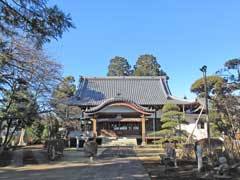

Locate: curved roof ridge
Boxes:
[85,97,154,114]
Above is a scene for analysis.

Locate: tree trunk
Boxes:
[224,102,235,133]
[0,120,2,132]
[6,124,19,146]
[18,128,26,146]
[0,120,3,144]
[3,119,12,145]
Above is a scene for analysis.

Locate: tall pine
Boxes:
[107,56,131,76]
[133,54,167,77]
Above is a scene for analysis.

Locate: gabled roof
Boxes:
[66,76,195,106]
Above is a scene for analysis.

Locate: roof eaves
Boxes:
[159,77,169,98]
[167,95,196,105]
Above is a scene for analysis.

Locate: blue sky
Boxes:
[45,0,240,99]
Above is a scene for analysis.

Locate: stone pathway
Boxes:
[0,146,150,180]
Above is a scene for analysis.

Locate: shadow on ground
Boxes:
[0,158,149,180]
[0,146,150,180]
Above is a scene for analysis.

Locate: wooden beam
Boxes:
[141,116,146,145]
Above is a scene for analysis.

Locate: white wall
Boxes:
[181,114,208,140]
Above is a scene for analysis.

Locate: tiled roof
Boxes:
[66,76,194,106]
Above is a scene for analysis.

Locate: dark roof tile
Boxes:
[67,76,194,106]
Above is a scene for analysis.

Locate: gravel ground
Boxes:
[0,146,150,180]
[2,145,239,180]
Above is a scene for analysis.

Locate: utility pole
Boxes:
[200,65,211,158]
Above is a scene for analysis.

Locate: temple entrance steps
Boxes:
[101,137,137,147]
[98,147,136,158]
[100,129,117,137]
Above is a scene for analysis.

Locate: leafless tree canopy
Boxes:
[0,37,62,146]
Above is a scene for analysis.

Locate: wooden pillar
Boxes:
[141,115,146,145]
[182,104,185,121]
[91,117,97,137]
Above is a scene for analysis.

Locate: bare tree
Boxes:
[0,37,62,147]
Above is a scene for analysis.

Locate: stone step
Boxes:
[102,137,137,146]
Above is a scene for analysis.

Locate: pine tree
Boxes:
[158,103,188,142]
[107,56,131,76]
[0,0,74,47]
[51,76,80,121]
[132,54,167,76]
